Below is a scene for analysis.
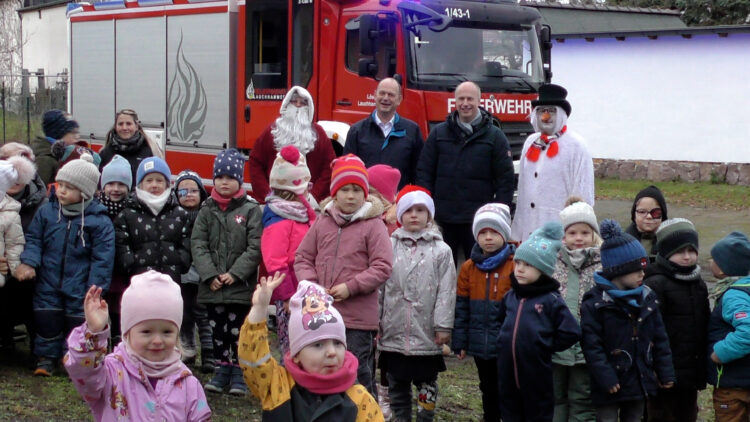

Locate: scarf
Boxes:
[136,188,171,216]
[211,187,246,211]
[99,194,126,219]
[564,246,598,271]
[710,276,744,301]
[594,273,644,309]
[60,198,93,247]
[283,351,359,395]
[109,130,145,153]
[123,338,183,379]
[471,243,514,272]
[655,255,702,281]
[266,195,315,223]
[510,272,560,298]
[526,125,567,162]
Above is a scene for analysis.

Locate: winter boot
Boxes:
[377,383,393,421]
[228,365,248,396]
[204,364,231,393]
[34,357,55,377]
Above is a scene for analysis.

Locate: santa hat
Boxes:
[395,185,434,224]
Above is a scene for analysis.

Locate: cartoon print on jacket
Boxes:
[301,285,338,330]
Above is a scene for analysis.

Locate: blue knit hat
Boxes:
[175,169,207,203]
[101,154,133,190]
[711,232,750,277]
[42,109,79,141]
[514,221,563,276]
[213,148,245,183]
[599,219,648,279]
[136,156,171,186]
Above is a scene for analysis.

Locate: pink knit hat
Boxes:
[120,270,183,336]
[329,154,368,198]
[367,164,401,203]
[269,146,311,196]
[288,281,346,357]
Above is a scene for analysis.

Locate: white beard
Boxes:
[271,106,318,155]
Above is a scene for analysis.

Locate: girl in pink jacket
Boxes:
[64,271,211,422]
[261,145,316,357]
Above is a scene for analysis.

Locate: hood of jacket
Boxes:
[391,226,443,243]
[321,194,386,223]
[14,173,47,210]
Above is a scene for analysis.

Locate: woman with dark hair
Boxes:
[99,109,164,183]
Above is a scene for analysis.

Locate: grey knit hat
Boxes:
[560,200,599,234]
[56,156,101,200]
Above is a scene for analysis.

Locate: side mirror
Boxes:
[359,14,379,56]
[540,25,552,83]
[358,58,379,78]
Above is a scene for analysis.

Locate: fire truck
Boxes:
[67,0,552,183]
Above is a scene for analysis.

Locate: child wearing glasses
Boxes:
[625,185,668,263]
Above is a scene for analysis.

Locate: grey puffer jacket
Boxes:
[378,227,456,356]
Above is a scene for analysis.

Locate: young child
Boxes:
[377,185,455,422]
[15,156,115,376]
[707,231,750,422]
[551,199,601,422]
[642,218,708,422]
[239,275,383,420]
[295,154,393,397]
[191,148,262,395]
[64,270,211,421]
[580,219,675,422]
[497,221,581,421]
[625,185,667,262]
[0,157,35,287]
[174,170,213,373]
[452,203,515,422]
[367,164,401,235]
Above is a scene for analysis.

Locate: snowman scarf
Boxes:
[525,125,567,162]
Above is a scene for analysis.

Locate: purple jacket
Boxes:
[64,324,211,422]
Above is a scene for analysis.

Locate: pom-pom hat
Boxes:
[0,156,36,198]
[42,109,79,140]
[599,219,648,279]
[269,145,311,196]
[330,154,368,198]
[514,221,563,276]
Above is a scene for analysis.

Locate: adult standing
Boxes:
[416,81,514,264]
[32,110,80,186]
[248,86,336,204]
[343,78,424,189]
[99,109,164,184]
[511,84,594,242]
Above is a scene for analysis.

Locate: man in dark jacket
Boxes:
[343,78,423,190]
[416,81,514,263]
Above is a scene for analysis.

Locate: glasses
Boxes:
[177,188,201,197]
[536,107,557,114]
[635,208,662,219]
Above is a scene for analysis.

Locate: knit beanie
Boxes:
[269,146,311,196]
[101,154,133,190]
[288,280,347,357]
[599,219,648,279]
[136,156,171,186]
[330,154,368,198]
[120,270,183,336]
[473,203,512,242]
[367,165,401,203]
[395,185,434,224]
[514,221,563,276]
[42,109,79,140]
[656,218,699,259]
[53,141,102,169]
[55,155,100,200]
[175,169,207,203]
[711,232,750,277]
[213,148,245,184]
[631,185,668,223]
[0,156,36,198]
[560,200,599,234]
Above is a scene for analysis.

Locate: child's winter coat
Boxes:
[238,319,384,421]
[64,324,210,421]
[580,273,676,405]
[452,243,514,360]
[707,276,750,389]
[0,195,26,284]
[378,227,455,355]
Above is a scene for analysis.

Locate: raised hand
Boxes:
[84,286,109,332]
[252,272,286,308]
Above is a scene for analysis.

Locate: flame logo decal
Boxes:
[168,31,208,143]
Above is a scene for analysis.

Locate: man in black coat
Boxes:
[416,81,514,264]
[343,78,423,190]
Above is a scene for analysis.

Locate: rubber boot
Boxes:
[228,365,248,396]
[204,364,231,393]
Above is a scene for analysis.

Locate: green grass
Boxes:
[0,109,41,144]
[596,177,750,210]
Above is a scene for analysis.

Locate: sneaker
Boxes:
[228,365,248,396]
[377,383,392,421]
[204,364,231,393]
[34,358,55,377]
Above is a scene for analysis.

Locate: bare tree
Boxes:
[0,0,24,93]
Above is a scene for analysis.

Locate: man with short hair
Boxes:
[248,86,336,203]
[416,81,514,264]
[343,78,423,189]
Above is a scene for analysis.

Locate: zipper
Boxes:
[511,298,526,389]
[328,227,343,284]
[484,273,490,355]
[59,219,72,285]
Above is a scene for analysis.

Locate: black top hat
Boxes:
[531,84,572,116]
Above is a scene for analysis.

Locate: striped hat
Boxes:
[330,154,368,198]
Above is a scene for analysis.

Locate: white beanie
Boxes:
[395,185,434,224]
[472,203,512,242]
[559,201,599,234]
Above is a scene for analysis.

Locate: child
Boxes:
[174,169,213,373]
[367,164,401,235]
[261,145,315,359]
[551,199,601,422]
[497,221,581,421]
[643,218,708,422]
[191,148,262,395]
[64,270,211,421]
[452,203,515,422]
[15,156,115,376]
[0,157,35,287]
[378,185,455,422]
[580,219,675,422]
[114,157,191,284]
[239,275,383,420]
[625,185,667,262]
[295,154,393,397]
[707,231,750,422]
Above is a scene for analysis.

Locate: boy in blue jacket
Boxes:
[497,221,581,422]
[580,219,674,422]
[707,231,750,422]
[14,157,115,377]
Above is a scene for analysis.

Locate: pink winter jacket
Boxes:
[261,206,312,302]
[64,324,211,422]
[294,198,393,331]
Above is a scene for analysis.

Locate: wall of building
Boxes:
[20,3,69,91]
